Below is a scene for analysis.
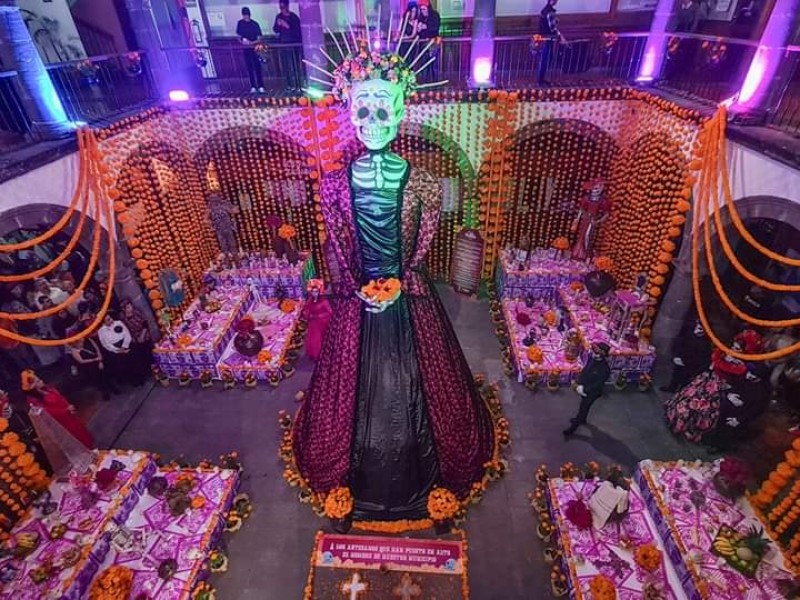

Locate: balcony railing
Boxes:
[4,32,800,154]
[45,52,159,124]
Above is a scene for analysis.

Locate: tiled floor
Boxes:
[104,286,771,600]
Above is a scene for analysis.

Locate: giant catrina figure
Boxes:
[291,26,495,522]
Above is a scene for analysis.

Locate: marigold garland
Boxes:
[691,110,800,361]
[0,129,89,253]
[0,131,118,347]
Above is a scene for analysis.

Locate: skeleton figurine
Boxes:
[247,276,263,307]
[291,31,496,523]
[208,194,239,255]
[571,179,611,261]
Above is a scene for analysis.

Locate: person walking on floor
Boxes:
[563,342,612,437]
[273,0,302,92]
[538,0,567,86]
[237,7,265,93]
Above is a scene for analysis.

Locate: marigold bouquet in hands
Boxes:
[427,487,460,521]
[323,487,354,519]
[358,277,402,312]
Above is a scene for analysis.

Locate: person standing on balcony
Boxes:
[273,0,302,93]
[237,7,265,93]
[538,0,567,86]
[674,0,700,33]
[417,1,441,83]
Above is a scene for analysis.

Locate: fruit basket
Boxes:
[711,525,769,578]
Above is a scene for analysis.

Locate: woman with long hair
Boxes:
[22,370,93,449]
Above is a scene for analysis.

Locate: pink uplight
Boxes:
[472,58,492,85]
[168,90,190,102]
[737,47,768,106]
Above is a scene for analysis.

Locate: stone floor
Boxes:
[92,286,781,600]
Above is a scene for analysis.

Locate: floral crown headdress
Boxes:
[303,11,447,103]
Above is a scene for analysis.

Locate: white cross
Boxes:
[342,572,367,600]
[393,572,421,600]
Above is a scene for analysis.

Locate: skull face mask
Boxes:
[350,79,405,151]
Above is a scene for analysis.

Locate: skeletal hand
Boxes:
[725,417,740,427]
[727,393,743,407]
[745,371,758,382]
[576,385,586,396]
[356,291,396,314]
[673,357,685,367]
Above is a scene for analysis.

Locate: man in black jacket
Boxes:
[563,342,611,437]
[273,0,302,91]
[538,0,567,86]
[236,7,264,93]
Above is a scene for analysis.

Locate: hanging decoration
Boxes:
[690,105,800,361]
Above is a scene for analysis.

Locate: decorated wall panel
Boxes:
[95,89,701,319]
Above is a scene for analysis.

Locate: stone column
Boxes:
[123,0,174,98]
[637,0,680,82]
[735,0,800,112]
[469,0,496,87]
[0,1,72,139]
[650,208,695,364]
[299,0,325,90]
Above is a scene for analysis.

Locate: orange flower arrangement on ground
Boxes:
[589,574,616,600]
[527,346,544,364]
[544,310,558,327]
[257,349,273,365]
[191,496,206,510]
[634,543,661,572]
[88,565,133,600]
[594,256,614,272]
[323,487,353,519]
[278,224,297,240]
[552,237,570,251]
[427,487,460,521]
[177,333,193,348]
[279,299,297,313]
[360,278,402,304]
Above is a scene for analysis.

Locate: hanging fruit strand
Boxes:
[0,130,117,347]
[692,112,800,361]
[0,129,88,253]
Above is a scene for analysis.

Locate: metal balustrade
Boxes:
[45,52,158,123]
[4,31,800,154]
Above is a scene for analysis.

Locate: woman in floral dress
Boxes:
[665,330,769,447]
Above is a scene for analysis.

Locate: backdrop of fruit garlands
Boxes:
[0,88,704,343]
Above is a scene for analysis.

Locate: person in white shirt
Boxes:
[97,313,133,384]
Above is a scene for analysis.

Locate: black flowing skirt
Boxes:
[349,294,440,521]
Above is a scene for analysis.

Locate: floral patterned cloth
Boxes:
[664,370,726,443]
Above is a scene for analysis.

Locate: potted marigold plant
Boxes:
[427,487,460,534]
[324,487,354,533]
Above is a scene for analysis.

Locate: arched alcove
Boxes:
[491,118,619,251]
[194,126,321,269]
[115,141,217,306]
[654,195,800,355]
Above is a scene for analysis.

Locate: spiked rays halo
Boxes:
[302,11,448,103]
